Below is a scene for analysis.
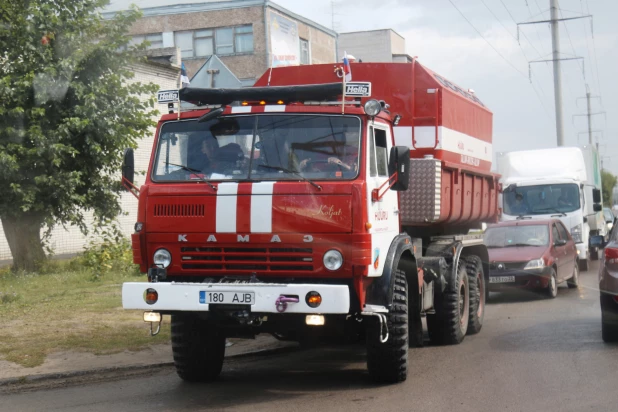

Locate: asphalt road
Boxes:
[3,260,618,412]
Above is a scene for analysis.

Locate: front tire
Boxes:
[366,269,409,383]
[601,294,618,343]
[546,269,558,299]
[171,314,226,382]
[427,262,470,345]
[579,257,589,272]
[466,256,485,335]
[591,247,599,261]
[567,263,579,289]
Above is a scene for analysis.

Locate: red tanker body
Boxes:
[121,62,499,384]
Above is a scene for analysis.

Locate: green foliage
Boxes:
[78,223,140,280]
[601,169,617,206]
[0,0,159,269]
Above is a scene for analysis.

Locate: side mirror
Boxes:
[554,239,567,247]
[590,235,606,248]
[122,148,135,187]
[388,146,410,191]
[593,203,603,212]
[593,188,602,204]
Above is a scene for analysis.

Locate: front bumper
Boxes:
[488,266,553,290]
[122,282,350,314]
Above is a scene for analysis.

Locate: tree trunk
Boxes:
[1,214,46,272]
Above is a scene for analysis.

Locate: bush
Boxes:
[78,224,140,279]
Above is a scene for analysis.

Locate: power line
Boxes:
[447,0,552,119]
[483,0,549,101]
[558,7,586,83]
[583,0,603,107]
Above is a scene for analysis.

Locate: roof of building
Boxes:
[339,28,405,40]
[102,0,337,37]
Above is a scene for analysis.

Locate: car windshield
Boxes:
[503,183,580,216]
[152,114,361,182]
[485,225,550,248]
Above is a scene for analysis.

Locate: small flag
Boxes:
[181,62,190,87]
[343,52,352,82]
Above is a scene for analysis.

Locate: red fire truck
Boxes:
[121,61,499,384]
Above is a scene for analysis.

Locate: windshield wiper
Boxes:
[164,162,217,191]
[505,243,539,247]
[258,165,322,191]
[536,207,566,217]
[515,215,532,220]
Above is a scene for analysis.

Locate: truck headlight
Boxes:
[323,250,343,271]
[571,224,583,243]
[153,248,171,268]
[524,258,545,270]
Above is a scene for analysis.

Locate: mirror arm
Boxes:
[122,176,140,199]
[372,172,398,202]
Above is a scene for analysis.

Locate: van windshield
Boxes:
[503,183,580,216]
[152,114,361,182]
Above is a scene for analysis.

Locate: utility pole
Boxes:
[574,84,604,146]
[550,0,564,146]
[518,2,591,147]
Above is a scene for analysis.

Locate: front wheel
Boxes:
[546,269,558,299]
[567,263,579,289]
[171,314,226,382]
[579,257,589,272]
[591,247,599,261]
[366,269,409,383]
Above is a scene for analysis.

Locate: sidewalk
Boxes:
[0,335,295,383]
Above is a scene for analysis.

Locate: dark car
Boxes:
[485,219,579,298]
[594,227,618,342]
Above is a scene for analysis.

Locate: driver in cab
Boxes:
[299,127,359,174]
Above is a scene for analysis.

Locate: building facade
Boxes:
[105,0,337,86]
[338,29,412,63]
[0,50,181,262]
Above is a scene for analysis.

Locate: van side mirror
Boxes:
[122,148,135,187]
[590,235,606,248]
[593,188,602,203]
[593,203,603,212]
[554,239,567,247]
[388,146,410,191]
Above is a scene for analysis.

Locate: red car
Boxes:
[485,219,579,298]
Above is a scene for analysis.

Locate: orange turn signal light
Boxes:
[365,222,372,230]
[145,288,158,305]
[277,100,284,105]
[305,291,322,308]
[259,100,266,105]
[241,101,249,106]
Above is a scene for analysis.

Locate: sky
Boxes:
[106,0,618,174]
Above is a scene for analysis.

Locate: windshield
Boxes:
[503,183,580,216]
[485,225,550,248]
[152,114,361,182]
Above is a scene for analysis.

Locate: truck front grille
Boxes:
[180,247,314,272]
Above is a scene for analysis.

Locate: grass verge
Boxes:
[0,260,169,368]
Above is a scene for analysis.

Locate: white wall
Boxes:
[0,61,179,261]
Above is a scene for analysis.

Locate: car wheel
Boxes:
[546,269,558,299]
[567,263,579,289]
[601,321,618,343]
[591,247,599,261]
[601,293,618,343]
[579,258,589,272]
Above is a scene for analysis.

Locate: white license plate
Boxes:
[489,276,515,284]
[199,291,255,305]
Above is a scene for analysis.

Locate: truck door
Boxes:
[552,223,567,280]
[366,123,400,277]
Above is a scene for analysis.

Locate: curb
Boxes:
[0,344,297,389]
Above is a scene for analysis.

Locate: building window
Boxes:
[174,25,253,59]
[300,38,310,65]
[131,33,163,49]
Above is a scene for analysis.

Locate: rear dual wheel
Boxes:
[427,262,470,345]
[466,256,485,335]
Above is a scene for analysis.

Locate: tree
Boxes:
[601,169,617,207]
[0,0,158,271]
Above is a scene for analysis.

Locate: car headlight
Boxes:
[524,258,544,270]
[153,248,171,268]
[323,249,343,271]
[571,224,583,243]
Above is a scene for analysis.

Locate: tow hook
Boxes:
[144,312,162,336]
[361,312,389,343]
[275,295,299,313]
